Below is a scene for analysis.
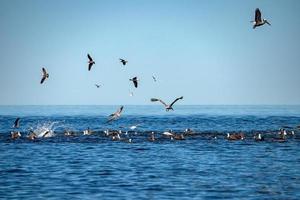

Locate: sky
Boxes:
[0,0,300,105]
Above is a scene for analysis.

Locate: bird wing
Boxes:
[13,118,20,128]
[87,54,93,61]
[169,96,183,107]
[117,106,124,115]
[133,79,138,88]
[151,98,168,107]
[152,76,156,81]
[88,63,93,71]
[255,8,261,22]
[40,77,46,84]
[42,68,47,76]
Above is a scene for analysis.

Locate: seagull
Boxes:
[129,77,139,88]
[13,117,20,128]
[95,84,101,88]
[87,54,95,71]
[119,58,128,66]
[40,68,49,84]
[151,96,183,111]
[152,76,157,82]
[252,8,271,29]
[107,106,124,122]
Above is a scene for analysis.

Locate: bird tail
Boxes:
[151,98,159,102]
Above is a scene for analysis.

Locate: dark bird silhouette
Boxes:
[151,96,183,111]
[252,8,271,29]
[129,77,139,88]
[13,117,20,128]
[95,84,101,88]
[40,68,49,84]
[107,106,124,122]
[119,58,128,66]
[152,76,157,82]
[87,54,95,71]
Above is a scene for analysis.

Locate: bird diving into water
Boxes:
[13,117,20,128]
[119,58,128,66]
[129,77,139,88]
[40,67,49,84]
[87,54,95,71]
[151,96,183,111]
[107,106,124,123]
[252,8,271,29]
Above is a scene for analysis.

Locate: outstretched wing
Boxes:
[117,106,124,115]
[169,96,183,107]
[151,98,168,107]
[40,77,46,84]
[87,54,93,61]
[133,79,138,88]
[88,63,93,71]
[42,68,47,76]
[13,118,20,128]
[255,8,261,23]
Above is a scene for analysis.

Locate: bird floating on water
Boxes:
[227,133,245,140]
[252,8,271,29]
[13,117,20,128]
[129,77,139,88]
[151,96,183,111]
[107,106,124,123]
[11,131,21,139]
[87,54,95,71]
[40,68,49,84]
[119,58,128,66]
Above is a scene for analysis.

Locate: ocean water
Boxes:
[1,105,300,199]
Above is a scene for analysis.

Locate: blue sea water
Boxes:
[1,105,300,199]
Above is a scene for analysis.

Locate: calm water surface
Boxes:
[1,105,300,199]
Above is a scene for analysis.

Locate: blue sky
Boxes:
[0,0,300,105]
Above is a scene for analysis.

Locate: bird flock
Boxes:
[8,8,287,142]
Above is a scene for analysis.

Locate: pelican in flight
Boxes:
[129,77,139,88]
[151,96,183,111]
[13,117,20,128]
[87,54,95,71]
[107,106,124,122]
[252,8,271,29]
[40,68,49,84]
[119,58,128,66]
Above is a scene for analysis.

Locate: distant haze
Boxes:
[0,0,300,105]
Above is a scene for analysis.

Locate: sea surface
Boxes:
[1,105,300,199]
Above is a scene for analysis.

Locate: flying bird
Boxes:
[40,68,49,84]
[13,117,20,128]
[87,54,95,71]
[152,76,157,82]
[252,8,271,29]
[129,77,139,88]
[151,96,183,111]
[107,106,124,122]
[119,58,128,66]
[95,84,101,88]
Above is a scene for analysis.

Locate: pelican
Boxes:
[107,106,124,122]
[252,8,271,29]
[40,67,49,84]
[129,77,139,88]
[87,54,95,71]
[27,130,37,140]
[13,117,20,128]
[119,58,128,66]
[151,96,183,111]
[227,133,245,140]
[173,134,185,140]
[11,131,21,139]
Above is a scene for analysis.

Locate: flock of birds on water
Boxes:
[7,8,300,143]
